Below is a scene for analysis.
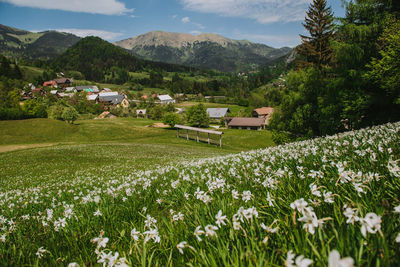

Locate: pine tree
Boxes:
[298,0,334,69]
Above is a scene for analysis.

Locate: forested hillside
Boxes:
[0,24,80,60]
[269,0,400,137]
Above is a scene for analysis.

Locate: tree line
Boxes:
[269,0,400,137]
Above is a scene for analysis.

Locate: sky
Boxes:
[0,0,345,48]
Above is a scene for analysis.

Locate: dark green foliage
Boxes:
[61,106,78,124]
[47,104,65,120]
[149,105,165,120]
[271,0,400,137]
[0,24,81,60]
[52,37,142,83]
[21,99,47,118]
[298,0,334,69]
[162,112,181,128]
[366,15,400,109]
[186,103,209,127]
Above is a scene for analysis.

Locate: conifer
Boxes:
[298,0,334,69]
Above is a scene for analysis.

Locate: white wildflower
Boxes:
[205,225,218,237]
[93,209,102,217]
[266,192,275,207]
[242,190,253,202]
[328,249,354,267]
[290,198,309,213]
[36,247,48,259]
[393,205,400,213]
[130,228,140,241]
[396,233,400,243]
[359,212,381,237]
[176,241,187,254]
[215,210,227,228]
[194,226,205,241]
[343,207,359,224]
[232,189,240,199]
[285,250,312,267]
[323,191,334,203]
[143,228,160,243]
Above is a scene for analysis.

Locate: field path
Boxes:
[0,143,56,153]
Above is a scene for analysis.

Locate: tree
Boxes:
[47,104,65,120]
[367,16,400,107]
[62,107,79,124]
[149,105,164,120]
[186,103,209,128]
[298,0,334,69]
[163,113,181,128]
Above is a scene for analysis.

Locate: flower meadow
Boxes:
[1,122,400,266]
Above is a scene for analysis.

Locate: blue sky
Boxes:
[0,0,345,48]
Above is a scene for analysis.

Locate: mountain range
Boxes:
[0,24,80,60]
[0,24,291,72]
[115,31,291,72]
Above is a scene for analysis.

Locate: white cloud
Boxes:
[172,14,178,19]
[1,0,133,15]
[190,30,202,35]
[181,16,204,29]
[181,17,191,23]
[53,29,124,41]
[193,22,205,29]
[180,0,312,24]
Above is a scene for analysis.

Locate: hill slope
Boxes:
[52,36,194,82]
[115,31,291,72]
[0,24,81,60]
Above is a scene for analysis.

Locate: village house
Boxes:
[86,94,98,101]
[136,109,147,118]
[43,78,73,88]
[98,94,125,106]
[65,87,76,92]
[228,117,266,130]
[207,108,230,120]
[54,78,73,88]
[75,85,99,93]
[57,92,74,98]
[252,107,274,125]
[158,94,175,104]
[119,98,130,109]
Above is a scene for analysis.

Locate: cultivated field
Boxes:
[0,120,399,266]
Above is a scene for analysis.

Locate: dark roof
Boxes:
[54,78,72,84]
[228,117,265,127]
[98,94,124,104]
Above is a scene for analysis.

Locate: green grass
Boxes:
[20,66,44,81]
[0,121,399,266]
[0,118,275,190]
[0,118,273,150]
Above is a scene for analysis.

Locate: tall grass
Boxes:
[0,122,399,266]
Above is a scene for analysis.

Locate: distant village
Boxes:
[22,77,274,130]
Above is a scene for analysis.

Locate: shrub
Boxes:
[186,103,209,127]
[61,107,79,124]
[163,113,181,128]
[47,104,64,120]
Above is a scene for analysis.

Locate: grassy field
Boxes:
[0,118,274,190]
[0,121,399,266]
